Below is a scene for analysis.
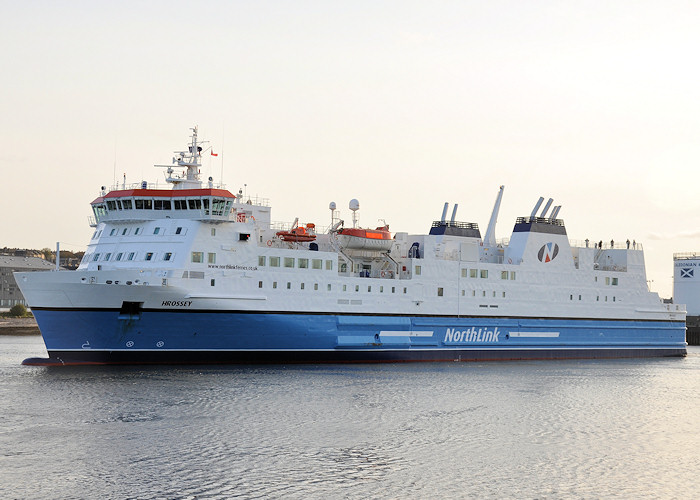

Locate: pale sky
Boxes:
[2,1,700,298]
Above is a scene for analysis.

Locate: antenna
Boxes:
[113,139,117,189]
[220,124,224,187]
[329,201,337,226]
[349,199,360,228]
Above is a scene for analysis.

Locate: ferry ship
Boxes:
[17,128,687,365]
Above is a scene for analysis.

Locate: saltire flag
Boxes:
[681,268,694,278]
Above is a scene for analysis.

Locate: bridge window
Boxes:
[154,199,171,210]
[135,199,153,210]
[188,199,202,210]
[326,260,333,270]
[461,268,468,278]
[92,253,100,262]
[212,198,227,216]
[259,256,266,266]
[480,270,488,278]
[501,271,508,280]
[122,199,133,210]
[470,269,477,278]
[163,253,172,261]
[312,259,322,269]
[510,271,516,280]
[175,227,183,235]
[284,258,294,268]
[127,252,135,261]
[612,278,618,286]
[298,258,308,269]
[115,253,123,261]
[208,253,216,264]
[415,265,422,275]
[145,252,154,261]
[122,228,129,236]
[104,253,112,261]
[270,257,280,267]
[110,228,117,236]
[135,227,142,235]
[191,252,203,263]
[153,227,161,235]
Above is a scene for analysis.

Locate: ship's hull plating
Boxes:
[27,308,687,365]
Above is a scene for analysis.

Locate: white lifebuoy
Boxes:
[267,240,272,247]
[380,271,386,278]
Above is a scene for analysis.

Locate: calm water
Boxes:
[1,336,699,499]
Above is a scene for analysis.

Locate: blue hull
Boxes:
[28,309,687,365]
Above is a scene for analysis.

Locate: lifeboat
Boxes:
[276,224,317,242]
[338,225,392,251]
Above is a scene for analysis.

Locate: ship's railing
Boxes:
[570,239,643,250]
[235,195,270,207]
[674,252,700,260]
[663,302,686,313]
[107,180,229,192]
[516,216,564,226]
[594,264,628,272]
[270,221,331,233]
[431,220,479,230]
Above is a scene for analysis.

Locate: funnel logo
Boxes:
[538,242,559,263]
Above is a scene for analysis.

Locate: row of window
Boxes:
[93,226,188,240]
[252,280,408,293]
[571,294,618,302]
[89,251,176,263]
[257,256,334,270]
[100,197,232,215]
[415,266,519,281]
